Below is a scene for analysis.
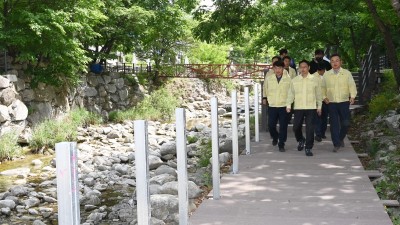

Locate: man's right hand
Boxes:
[286,108,291,113]
[323,98,330,104]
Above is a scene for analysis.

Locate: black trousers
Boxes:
[268,107,288,147]
[329,101,351,147]
[293,109,316,149]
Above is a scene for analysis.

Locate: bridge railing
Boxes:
[101,62,272,79]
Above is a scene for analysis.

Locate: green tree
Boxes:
[193,0,400,77]
[188,41,230,64]
[0,0,105,87]
[365,0,400,89]
[84,0,151,64]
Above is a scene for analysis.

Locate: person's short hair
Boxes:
[279,49,288,55]
[271,56,281,61]
[317,62,326,70]
[273,60,284,68]
[315,49,324,55]
[299,59,310,67]
[283,56,291,61]
[330,53,341,59]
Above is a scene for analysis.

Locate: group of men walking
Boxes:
[262,49,357,156]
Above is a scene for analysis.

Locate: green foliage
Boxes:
[0,132,23,161]
[193,0,400,69]
[30,108,102,150]
[368,140,381,158]
[368,71,400,119]
[109,87,180,122]
[187,136,199,144]
[0,0,105,87]
[198,138,212,168]
[135,3,192,71]
[188,42,230,64]
[69,108,103,127]
[202,171,212,188]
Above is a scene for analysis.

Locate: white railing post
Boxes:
[254,83,260,142]
[56,142,80,225]
[211,97,220,200]
[176,108,189,225]
[245,86,251,155]
[134,120,151,225]
[232,90,239,174]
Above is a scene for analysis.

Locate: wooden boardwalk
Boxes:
[189,130,393,225]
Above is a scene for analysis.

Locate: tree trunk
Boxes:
[392,0,400,18]
[365,0,400,90]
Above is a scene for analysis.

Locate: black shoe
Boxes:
[279,146,285,152]
[340,140,345,148]
[297,138,305,151]
[333,146,340,152]
[315,136,322,142]
[305,148,313,156]
[321,135,327,139]
[272,139,278,146]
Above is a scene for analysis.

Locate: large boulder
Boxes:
[0,105,10,122]
[0,88,17,106]
[385,114,400,130]
[150,194,179,221]
[0,199,16,209]
[8,100,28,121]
[0,76,10,89]
[160,142,176,156]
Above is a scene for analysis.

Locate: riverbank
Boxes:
[0,78,257,225]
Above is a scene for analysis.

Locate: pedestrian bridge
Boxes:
[189,129,393,225]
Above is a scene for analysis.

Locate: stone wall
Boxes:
[0,67,145,142]
[0,74,28,138]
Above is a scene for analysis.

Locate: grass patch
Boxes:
[109,87,180,123]
[30,108,102,151]
[198,138,212,167]
[0,132,23,161]
[187,136,199,144]
[368,70,400,119]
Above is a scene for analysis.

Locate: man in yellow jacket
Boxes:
[322,54,357,152]
[287,60,322,156]
[312,62,329,142]
[262,60,291,152]
[283,56,297,79]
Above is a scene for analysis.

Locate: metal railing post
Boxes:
[176,108,189,224]
[134,120,151,225]
[56,142,80,225]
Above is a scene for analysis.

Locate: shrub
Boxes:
[0,132,23,161]
[30,108,102,150]
[368,70,400,119]
[198,138,212,167]
[187,136,199,144]
[109,87,180,122]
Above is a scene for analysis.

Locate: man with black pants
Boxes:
[322,54,357,152]
[313,63,329,142]
[262,60,291,152]
[286,60,322,156]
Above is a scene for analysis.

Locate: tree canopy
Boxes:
[1,0,399,88]
[193,0,400,87]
